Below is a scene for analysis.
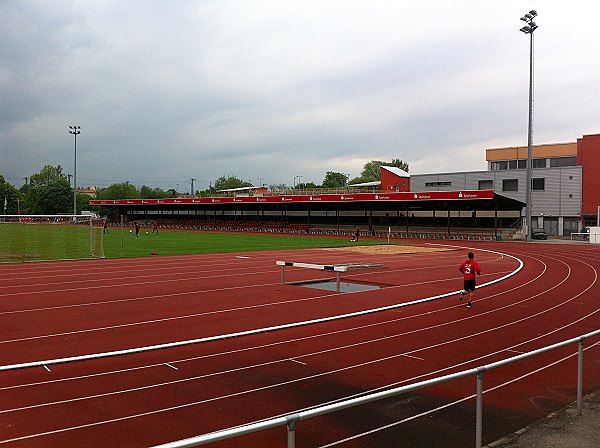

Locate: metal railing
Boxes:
[154,328,600,448]
[213,186,382,198]
[570,232,590,241]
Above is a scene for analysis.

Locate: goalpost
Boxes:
[0,215,105,263]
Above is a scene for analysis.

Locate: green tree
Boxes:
[360,159,409,182]
[22,165,73,214]
[98,182,140,200]
[29,165,68,188]
[390,159,409,172]
[213,176,252,191]
[322,172,349,188]
[37,180,73,214]
[294,182,318,190]
[348,175,371,185]
[140,185,170,199]
[0,175,21,214]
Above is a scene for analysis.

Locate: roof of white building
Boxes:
[382,166,410,177]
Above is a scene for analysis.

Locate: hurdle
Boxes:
[276,261,384,293]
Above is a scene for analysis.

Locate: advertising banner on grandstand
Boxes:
[90,190,495,207]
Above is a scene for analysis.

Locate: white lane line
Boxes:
[1,256,594,429]
[43,365,51,372]
[0,281,281,316]
[319,339,600,447]
[288,359,307,365]
[0,247,525,371]
[164,363,179,371]
[401,354,424,361]
[0,270,273,298]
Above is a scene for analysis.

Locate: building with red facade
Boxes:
[380,166,410,192]
[576,134,600,218]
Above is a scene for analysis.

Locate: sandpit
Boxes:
[331,244,455,255]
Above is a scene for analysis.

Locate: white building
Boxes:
[411,141,585,236]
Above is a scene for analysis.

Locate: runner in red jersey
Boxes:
[459,252,481,309]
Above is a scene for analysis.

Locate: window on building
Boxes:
[424,181,452,186]
[502,179,518,192]
[492,159,526,170]
[478,180,493,190]
[491,161,508,171]
[550,156,577,167]
[533,158,547,168]
[531,178,545,191]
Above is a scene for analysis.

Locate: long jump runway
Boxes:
[1,241,599,447]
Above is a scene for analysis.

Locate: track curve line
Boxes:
[0,246,523,372]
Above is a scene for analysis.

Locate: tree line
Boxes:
[1,159,408,215]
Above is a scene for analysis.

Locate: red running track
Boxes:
[1,240,600,447]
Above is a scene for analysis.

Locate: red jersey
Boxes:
[459,259,481,280]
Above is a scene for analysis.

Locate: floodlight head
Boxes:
[529,10,537,17]
[520,16,528,21]
[520,26,530,33]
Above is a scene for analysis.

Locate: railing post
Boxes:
[577,339,584,416]
[286,414,300,448]
[336,271,341,293]
[281,265,285,286]
[89,216,93,257]
[476,370,484,448]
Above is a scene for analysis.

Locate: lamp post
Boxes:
[520,10,538,242]
[68,126,81,215]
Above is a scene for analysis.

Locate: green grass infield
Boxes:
[104,228,399,259]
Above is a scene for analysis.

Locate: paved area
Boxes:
[485,391,600,448]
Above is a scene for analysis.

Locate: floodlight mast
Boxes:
[519,10,538,242]
[69,126,81,215]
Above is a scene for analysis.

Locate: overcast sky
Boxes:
[1,1,599,192]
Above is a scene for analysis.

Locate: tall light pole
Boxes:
[520,10,538,242]
[69,126,81,215]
